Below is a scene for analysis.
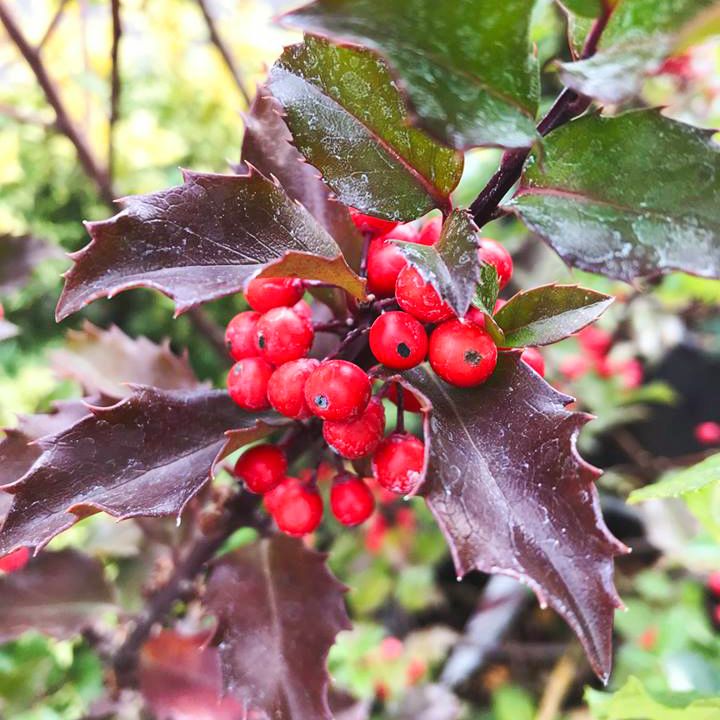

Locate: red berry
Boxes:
[0,547,30,573]
[234,444,287,494]
[369,311,428,370]
[372,433,425,495]
[379,636,404,660]
[417,216,442,246]
[429,319,497,387]
[256,307,314,365]
[330,474,375,526]
[386,382,423,413]
[271,477,323,536]
[577,326,612,357]
[708,571,720,597]
[695,421,720,446]
[225,311,261,360]
[227,357,273,410]
[395,266,454,323]
[323,397,386,459]
[477,238,513,290]
[559,354,590,380]
[521,347,545,377]
[246,277,304,313]
[349,207,398,236]
[267,358,319,419]
[304,360,371,421]
[366,223,418,297]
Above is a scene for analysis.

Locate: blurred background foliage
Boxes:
[1,1,720,718]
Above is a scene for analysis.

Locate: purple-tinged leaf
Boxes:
[51,321,200,398]
[0,234,60,296]
[402,356,627,681]
[241,89,363,271]
[394,210,480,318]
[56,169,366,321]
[0,549,114,642]
[0,388,287,555]
[205,535,350,719]
[494,284,613,347]
[268,36,463,221]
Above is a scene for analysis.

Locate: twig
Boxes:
[37,0,69,51]
[194,0,252,106]
[109,0,122,182]
[535,645,584,720]
[395,383,405,434]
[0,102,54,128]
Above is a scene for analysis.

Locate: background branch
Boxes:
[109,0,122,182]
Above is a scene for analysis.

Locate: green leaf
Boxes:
[559,0,720,104]
[267,35,463,222]
[628,454,720,504]
[473,263,500,316]
[393,210,480,317]
[509,111,720,283]
[494,284,613,347]
[559,0,603,17]
[281,0,539,150]
[586,676,720,720]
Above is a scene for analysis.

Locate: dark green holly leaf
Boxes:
[400,356,627,681]
[205,535,350,719]
[494,284,613,347]
[281,0,539,150]
[509,111,720,282]
[393,210,480,317]
[267,35,463,221]
[559,0,603,17]
[56,169,366,321]
[473,264,500,316]
[559,0,720,103]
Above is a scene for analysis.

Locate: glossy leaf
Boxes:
[628,453,720,504]
[394,210,480,317]
[205,535,350,719]
[0,549,114,642]
[51,322,199,398]
[559,0,720,103]
[0,234,59,296]
[402,356,626,681]
[268,35,463,221]
[509,111,720,282]
[240,89,364,271]
[494,284,613,346]
[559,0,603,17]
[56,169,366,320]
[282,0,539,150]
[0,388,285,555]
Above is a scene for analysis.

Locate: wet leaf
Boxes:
[268,35,463,221]
[56,169,365,320]
[205,535,350,719]
[281,0,539,150]
[509,111,720,282]
[494,284,613,346]
[0,234,60,296]
[402,356,626,681]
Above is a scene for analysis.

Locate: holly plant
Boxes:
[2,0,720,718]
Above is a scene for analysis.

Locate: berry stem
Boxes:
[395,383,405,434]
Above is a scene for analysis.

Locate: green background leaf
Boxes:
[628,454,720,503]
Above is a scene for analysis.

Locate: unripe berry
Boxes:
[234,444,287,494]
[477,239,513,290]
[267,358,319,419]
[323,397,386,459]
[227,357,273,410]
[521,347,545,377]
[271,477,323,536]
[695,421,720,446]
[0,547,30,573]
[369,311,428,370]
[330,474,375,526]
[366,224,418,297]
[395,266,454,323]
[256,307,314,365]
[429,319,497,387]
[349,207,398,236]
[246,277,304,313]
[225,311,261,360]
[305,360,371,421]
[372,433,425,495]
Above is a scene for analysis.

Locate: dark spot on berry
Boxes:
[464,349,483,366]
[257,333,265,349]
[314,394,329,409]
[397,342,411,358]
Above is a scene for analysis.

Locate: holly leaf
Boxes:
[281,0,539,151]
[559,0,604,16]
[56,169,366,321]
[494,284,613,347]
[268,35,463,221]
[0,549,114,642]
[51,322,200,398]
[205,535,350,719]
[393,210,480,317]
[240,89,364,272]
[0,318,18,341]
[509,111,720,282]
[0,234,60,296]
[473,263,500,317]
[0,388,287,555]
[140,630,245,720]
[402,356,627,681]
[627,453,720,504]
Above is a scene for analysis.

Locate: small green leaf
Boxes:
[268,35,463,221]
[509,111,720,283]
[493,284,613,347]
[393,210,480,317]
[473,263,500,316]
[281,0,539,150]
[628,454,720,504]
